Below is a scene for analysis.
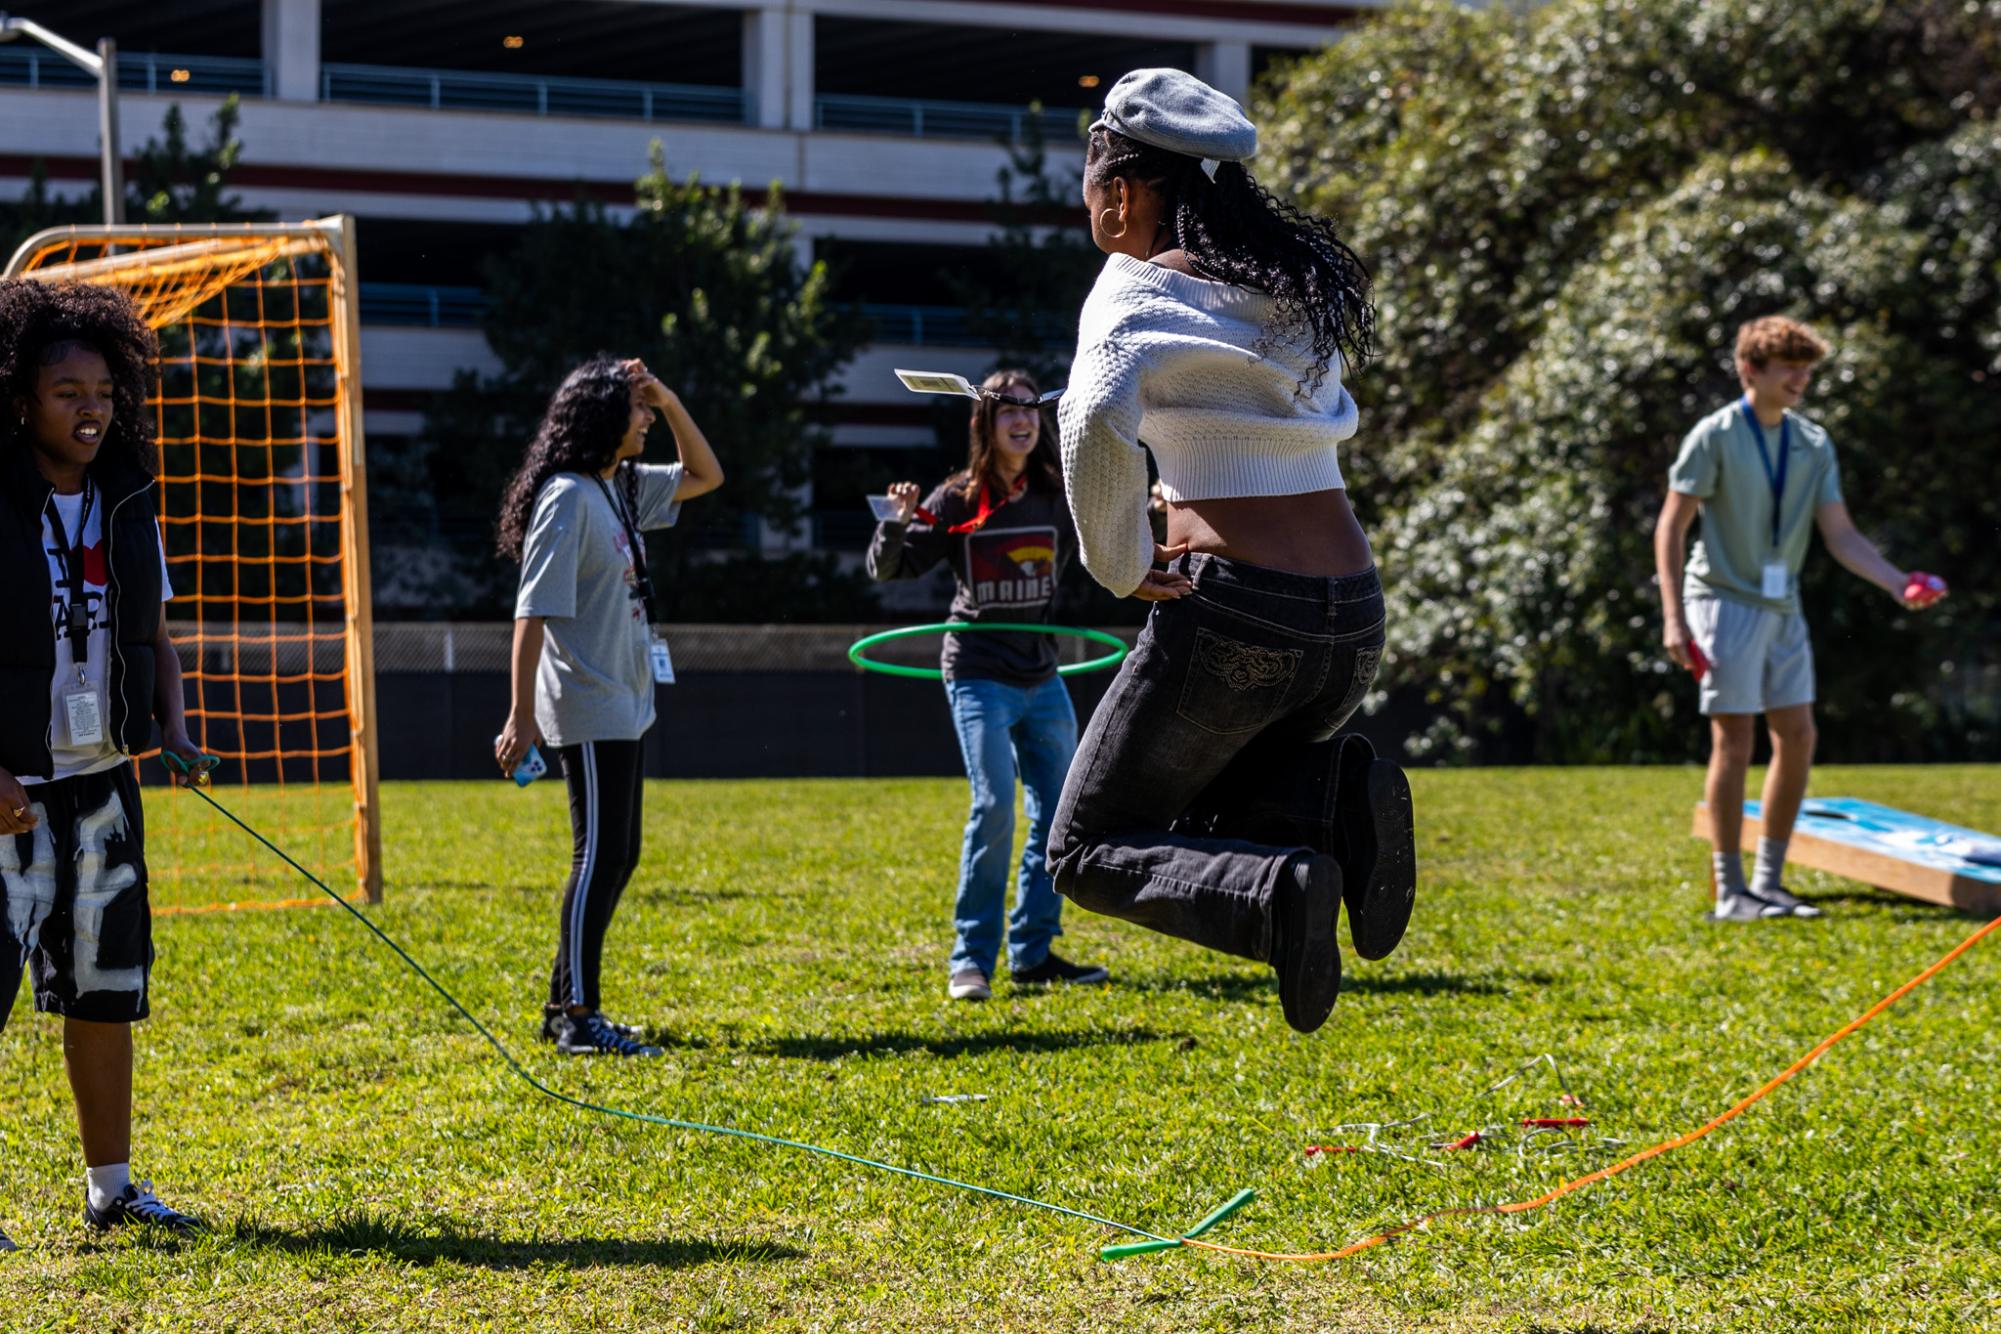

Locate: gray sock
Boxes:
[1751,835,1788,900]
[1713,850,1748,899]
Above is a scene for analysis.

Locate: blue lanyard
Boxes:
[1740,396,1789,550]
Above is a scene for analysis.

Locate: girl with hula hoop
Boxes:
[868,369,1109,1002]
[1049,70,1417,1035]
[494,355,723,1056]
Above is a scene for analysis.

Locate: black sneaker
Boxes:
[1335,735,1417,961]
[1011,953,1110,987]
[1274,853,1342,1034]
[83,1182,201,1235]
[555,1011,662,1057]
[0,1224,15,1252]
[542,1010,641,1043]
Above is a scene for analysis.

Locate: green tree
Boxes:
[411,144,866,617]
[1256,0,2001,761]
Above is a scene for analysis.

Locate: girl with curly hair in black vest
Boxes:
[0,277,209,1240]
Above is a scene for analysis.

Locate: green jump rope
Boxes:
[160,753,1252,1262]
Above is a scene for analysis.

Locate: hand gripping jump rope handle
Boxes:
[160,750,222,788]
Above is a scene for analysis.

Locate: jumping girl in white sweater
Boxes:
[1048,69,1417,1035]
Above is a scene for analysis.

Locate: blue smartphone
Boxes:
[498,740,547,787]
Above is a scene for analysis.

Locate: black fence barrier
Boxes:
[139,624,1410,783]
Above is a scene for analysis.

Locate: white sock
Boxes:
[85,1162,131,1210]
[1750,835,1788,900]
[1712,850,1748,900]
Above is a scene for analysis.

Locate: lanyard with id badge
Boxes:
[1741,396,1792,601]
[46,476,106,747]
[594,473,675,685]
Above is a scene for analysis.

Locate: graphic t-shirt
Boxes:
[22,485,174,785]
[866,479,1076,686]
[513,463,684,747]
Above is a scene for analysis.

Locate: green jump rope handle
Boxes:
[1099,1188,1257,1261]
[159,751,223,780]
[1182,1188,1257,1238]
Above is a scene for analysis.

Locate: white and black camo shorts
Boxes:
[1,762,153,1025]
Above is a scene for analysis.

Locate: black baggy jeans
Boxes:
[1048,553,1386,964]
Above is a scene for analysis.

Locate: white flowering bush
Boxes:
[1260,0,2001,761]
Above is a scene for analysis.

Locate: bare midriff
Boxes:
[1165,487,1374,579]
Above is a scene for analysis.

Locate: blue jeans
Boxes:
[1049,554,1386,963]
[944,674,1079,976]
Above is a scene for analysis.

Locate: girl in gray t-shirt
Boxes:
[492,355,723,1056]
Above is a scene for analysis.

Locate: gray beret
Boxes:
[1090,68,1258,167]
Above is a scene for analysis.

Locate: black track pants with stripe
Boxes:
[547,738,645,1014]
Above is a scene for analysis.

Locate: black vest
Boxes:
[0,449,163,778]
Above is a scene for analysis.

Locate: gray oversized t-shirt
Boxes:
[513,462,683,746]
[1669,399,1844,615]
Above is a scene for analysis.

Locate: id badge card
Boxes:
[648,634,676,685]
[63,687,104,747]
[1761,562,1789,600]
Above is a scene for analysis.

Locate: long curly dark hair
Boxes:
[951,368,1062,503]
[495,354,638,561]
[1086,126,1376,395]
[0,278,161,478]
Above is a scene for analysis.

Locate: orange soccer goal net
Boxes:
[4,217,382,910]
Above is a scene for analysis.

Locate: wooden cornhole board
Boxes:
[1691,798,2001,915]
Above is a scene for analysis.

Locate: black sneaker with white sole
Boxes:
[555,1011,662,1057]
[541,1009,642,1043]
[1335,735,1417,961]
[1010,952,1110,987]
[83,1182,201,1235]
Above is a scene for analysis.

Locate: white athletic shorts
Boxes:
[1686,594,1815,716]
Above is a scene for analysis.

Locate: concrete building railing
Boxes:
[0,47,268,97]
[814,91,1089,142]
[319,61,751,124]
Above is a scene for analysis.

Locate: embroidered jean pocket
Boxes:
[1321,645,1383,734]
[1176,627,1303,735]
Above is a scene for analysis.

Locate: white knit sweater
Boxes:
[1057,252,1359,596]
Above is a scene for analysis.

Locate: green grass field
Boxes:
[3,766,1997,1332]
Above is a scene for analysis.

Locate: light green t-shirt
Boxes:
[1669,399,1844,614]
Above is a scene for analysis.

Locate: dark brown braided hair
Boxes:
[1086,126,1376,395]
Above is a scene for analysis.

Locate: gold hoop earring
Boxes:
[1097,208,1129,241]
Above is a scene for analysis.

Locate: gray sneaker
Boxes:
[947,968,991,1001]
[1754,884,1825,919]
[1708,891,1790,922]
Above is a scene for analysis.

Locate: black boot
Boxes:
[1272,853,1342,1034]
[1334,734,1416,961]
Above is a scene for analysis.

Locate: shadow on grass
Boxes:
[703,1027,1179,1061]
[1121,969,1555,1003]
[234,1214,802,1270]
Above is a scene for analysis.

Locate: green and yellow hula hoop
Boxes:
[848,622,1128,681]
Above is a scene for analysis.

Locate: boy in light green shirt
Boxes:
[1653,316,1948,921]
